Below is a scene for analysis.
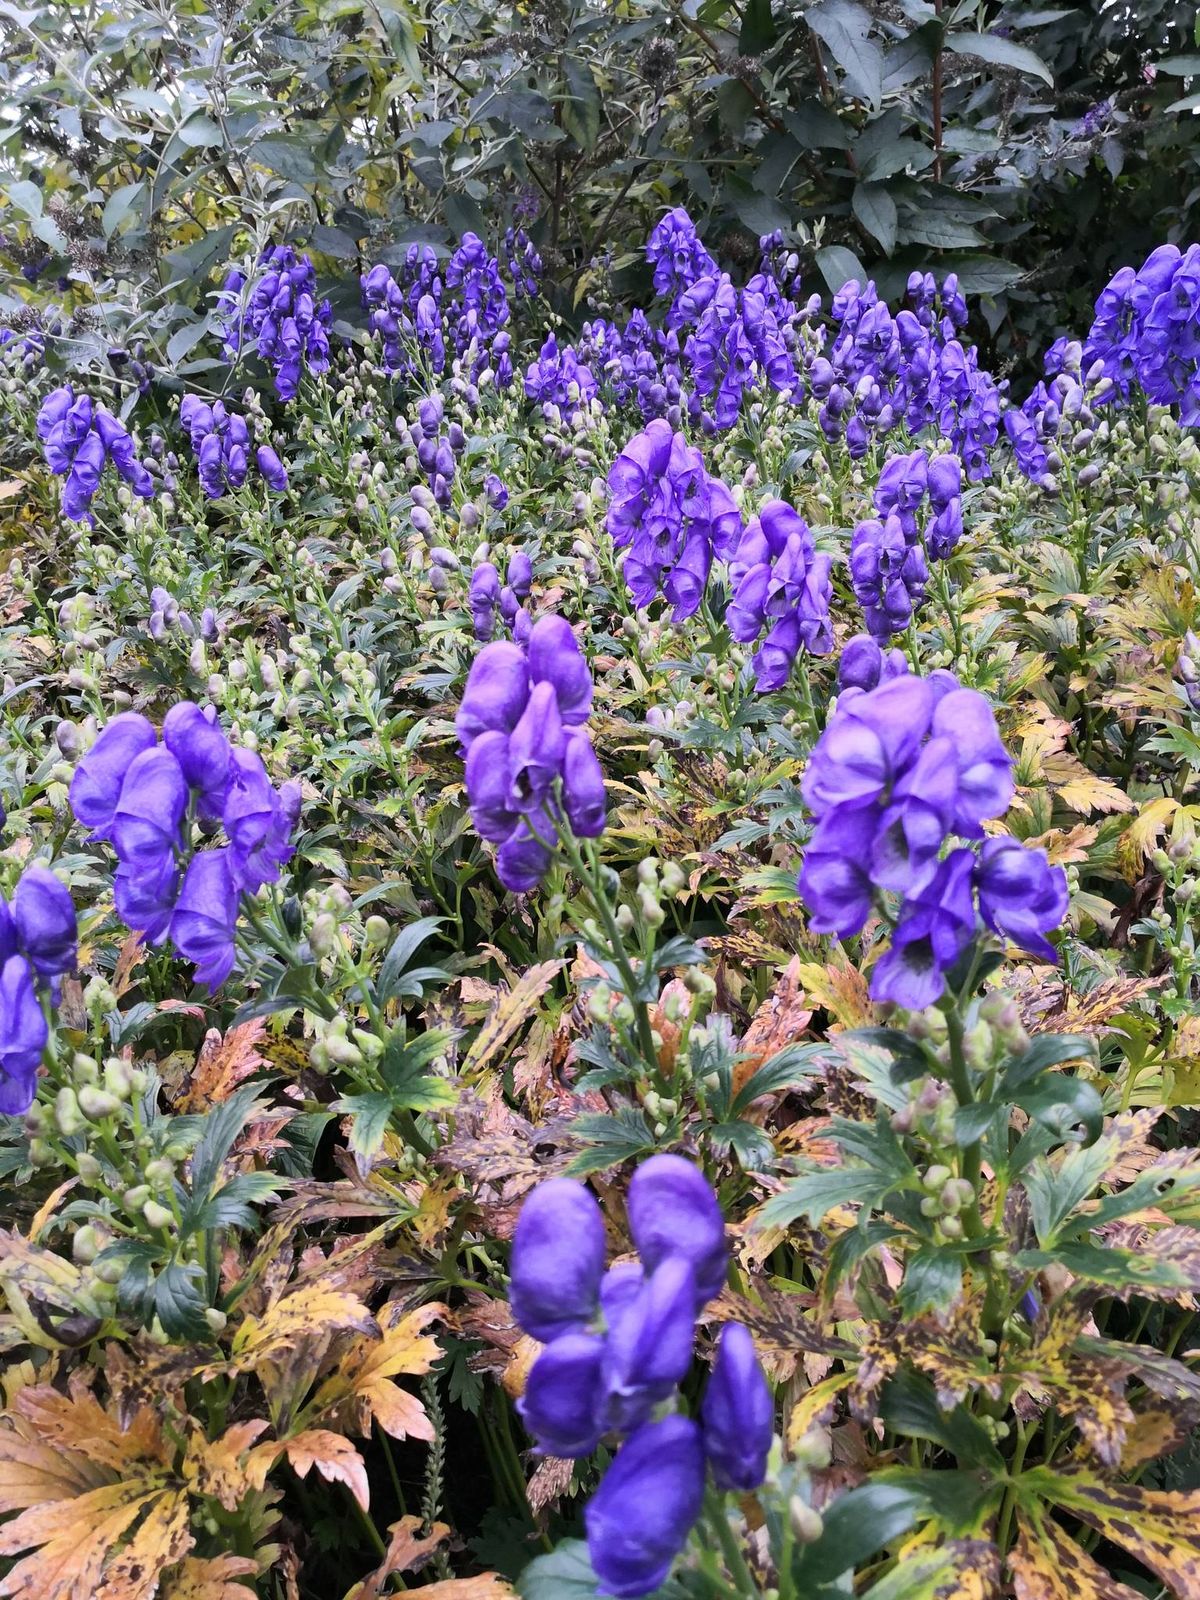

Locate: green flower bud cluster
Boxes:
[309,1012,383,1074]
[918,1165,975,1240]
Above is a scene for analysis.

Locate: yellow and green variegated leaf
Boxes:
[1025,1469,1200,1596]
[1011,1506,1143,1600]
[858,1538,1000,1600]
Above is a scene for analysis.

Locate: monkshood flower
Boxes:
[837,633,909,697]
[647,207,718,317]
[218,245,333,400]
[69,703,300,990]
[503,226,542,298]
[468,561,500,642]
[605,419,742,619]
[510,1157,770,1597]
[36,386,154,525]
[456,615,604,893]
[849,516,929,640]
[524,333,599,412]
[726,499,833,690]
[579,312,684,421]
[0,863,77,1112]
[796,673,1067,1008]
[445,232,511,359]
[685,274,801,430]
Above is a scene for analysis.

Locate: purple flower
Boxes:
[456,642,530,747]
[495,821,554,893]
[798,802,881,937]
[162,702,231,821]
[69,713,157,836]
[0,956,47,1114]
[256,445,289,492]
[871,848,977,1009]
[561,733,607,838]
[110,747,188,864]
[170,847,239,989]
[838,634,908,695]
[222,748,296,893]
[114,851,179,945]
[932,689,1014,836]
[485,473,509,510]
[519,1334,607,1457]
[507,550,532,600]
[527,615,593,725]
[976,837,1068,961]
[510,1177,606,1341]
[12,866,76,980]
[801,676,934,816]
[602,1256,699,1427]
[701,1322,773,1492]
[850,516,929,640]
[626,1154,726,1308]
[585,1416,705,1598]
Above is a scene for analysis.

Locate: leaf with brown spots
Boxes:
[461,960,564,1079]
[795,957,873,1031]
[710,1285,849,1383]
[227,1283,377,1373]
[181,1421,276,1512]
[1010,1506,1142,1600]
[1031,1469,1200,1596]
[735,956,814,1097]
[526,1455,572,1515]
[93,1489,192,1600]
[342,1516,450,1600]
[163,1556,258,1600]
[283,1429,370,1511]
[311,1301,442,1442]
[410,1580,514,1598]
[177,1021,269,1113]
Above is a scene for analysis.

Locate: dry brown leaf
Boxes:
[735,956,813,1098]
[179,1021,269,1113]
[527,1455,572,1514]
[461,960,564,1079]
[111,932,147,1001]
[415,1579,514,1599]
[284,1429,370,1511]
[342,1515,450,1600]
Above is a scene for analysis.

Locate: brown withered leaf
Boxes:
[1011,1508,1141,1600]
[342,1516,450,1600]
[735,956,813,1099]
[1099,1109,1164,1186]
[111,932,147,1001]
[1037,1473,1200,1596]
[786,1371,853,1449]
[284,1429,370,1511]
[163,1555,259,1600]
[851,1308,1000,1422]
[461,960,564,1080]
[269,1176,402,1229]
[1031,976,1163,1036]
[435,1096,579,1211]
[794,957,873,1032]
[413,1579,513,1598]
[527,1455,573,1515]
[226,1283,377,1374]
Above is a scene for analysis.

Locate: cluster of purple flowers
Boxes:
[69,705,300,989]
[523,332,598,414]
[502,226,541,299]
[456,614,605,892]
[363,235,514,387]
[511,1156,772,1597]
[1083,243,1200,422]
[0,864,77,1114]
[36,385,154,524]
[467,550,532,642]
[605,419,741,619]
[218,245,333,401]
[797,671,1068,1009]
[179,396,287,498]
[400,393,469,509]
[646,207,718,317]
[682,269,803,430]
[727,499,833,690]
[849,449,963,641]
[579,310,684,421]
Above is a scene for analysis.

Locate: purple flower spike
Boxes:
[69,712,157,837]
[170,847,239,990]
[976,837,1068,961]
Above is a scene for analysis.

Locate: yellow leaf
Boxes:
[284,1429,370,1512]
[93,1488,192,1600]
[0,1422,105,1515]
[1118,795,1179,880]
[787,1372,852,1450]
[1037,1471,1200,1594]
[461,960,563,1077]
[1012,1505,1142,1599]
[163,1556,259,1600]
[415,1580,514,1598]
[229,1284,377,1371]
[12,1385,168,1475]
[313,1301,442,1441]
[181,1421,275,1511]
[0,1480,168,1600]
[794,957,873,1031]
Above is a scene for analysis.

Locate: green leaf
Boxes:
[1013,1075,1103,1144]
[1022,1131,1117,1245]
[881,1371,1004,1469]
[1000,1033,1096,1092]
[843,1027,931,1084]
[154,1261,212,1342]
[377,915,445,1003]
[784,102,851,150]
[166,320,208,365]
[852,181,898,253]
[190,1172,281,1233]
[739,0,777,53]
[101,181,144,238]
[897,1247,962,1315]
[566,1109,657,1176]
[519,1540,599,1598]
[188,1080,272,1206]
[729,1042,826,1118]
[561,56,601,151]
[336,1091,394,1165]
[816,243,865,293]
[4,179,43,219]
[945,30,1054,84]
[1157,54,1200,75]
[791,1477,936,1584]
[757,1166,902,1230]
[807,0,884,108]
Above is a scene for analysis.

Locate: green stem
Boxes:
[704,1489,759,1598]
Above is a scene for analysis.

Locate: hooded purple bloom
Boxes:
[0,955,47,1114]
[507,550,532,600]
[527,615,593,725]
[170,847,239,989]
[495,822,554,893]
[519,1334,607,1457]
[256,445,289,492]
[162,702,231,821]
[626,1154,726,1309]
[506,682,566,811]
[110,747,188,864]
[975,837,1068,961]
[70,714,160,838]
[561,734,607,838]
[870,735,959,895]
[456,642,530,748]
[932,689,1014,836]
[585,1417,705,1599]
[702,1322,773,1491]
[871,848,977,1009]
[12,866,76,980]
[602,1256,698,1429]
[222,748,296,892]
[797,802,881,937]
[464,731,520,843]
[838,634,909,696]
[510,1176,606,1342]
[114,851,180,945]
[802,677,934,817]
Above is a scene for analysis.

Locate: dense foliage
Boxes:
[3,6,1200,1598]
